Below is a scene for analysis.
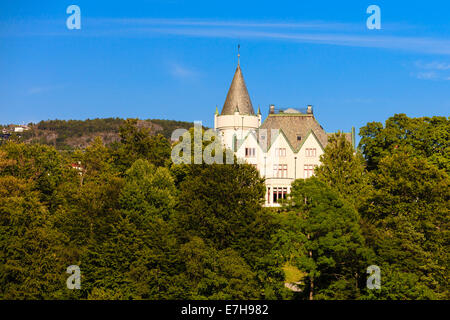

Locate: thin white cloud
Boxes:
[168,62,198,79]
[415,61,450,70]
[2,18,449,55]
[28,87,46,95]
[413,60,450,80]
[415,72,438,80]
[135,27,450,55]
[27,85,63,95]
[88,18,361,31]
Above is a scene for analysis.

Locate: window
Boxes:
[245,147,256,157]
[232,135,237,152]
[273,164,288,178]
[304,164,314,178]
[273,187,288,203]
[275,148,286,157]
[297,135,302,141]
[305,148,317,157]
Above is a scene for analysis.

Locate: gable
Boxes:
[260,114,329,151]
[297,130,325,154]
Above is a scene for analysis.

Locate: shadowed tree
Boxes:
[286,178,373,300]
[113,118,171,171]
[361,149,449,299]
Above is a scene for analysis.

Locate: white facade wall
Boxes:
[261,132,324,206]
[214,113,261,150]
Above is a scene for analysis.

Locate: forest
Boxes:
[0,114,448,300]
[2,118,195,150]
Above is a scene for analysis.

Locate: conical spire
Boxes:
[221,64,254,115]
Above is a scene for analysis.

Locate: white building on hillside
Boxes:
[214,58,355,207]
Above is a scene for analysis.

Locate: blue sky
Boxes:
[0,0,449,135]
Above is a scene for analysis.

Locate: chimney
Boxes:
[307,105,313,114]
[269,104,275,114]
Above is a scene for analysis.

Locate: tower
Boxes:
[214,49,261,151]
[213,50,354,207]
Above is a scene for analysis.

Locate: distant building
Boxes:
[13,125,30,133]
[214,56,354,207]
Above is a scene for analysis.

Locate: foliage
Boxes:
[174,162,286,298]
[359,114,450,172]
[112,118,172,171]
[360,150,449,299]
[5,117,194,150]
[315,132,372,210]
[0,115,448,300]
[283,178,373,300]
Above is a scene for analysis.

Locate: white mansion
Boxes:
[214,60,355,207]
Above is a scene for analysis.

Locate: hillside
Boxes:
[12,118,195,150]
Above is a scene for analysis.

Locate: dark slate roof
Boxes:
[260,114,327,151]
[260,113,340,151]
[221,65,255,115]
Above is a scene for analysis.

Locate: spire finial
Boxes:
[237,44,240,66]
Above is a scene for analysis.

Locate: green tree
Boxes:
[0,175,70,299]
[0,141,70,209]
[315,132,372,210]
[361,150,449,299]
[120,159,176,220]
[177,237,260,299]
[78,158,180,299]
[79,213,179,299]
[174,162,285,298]
[359,114,450,172]
[53,137,123,251]
[114,118,171,170]
[286,178,373,300]
[175,163,264,249]
[169,126,235,186]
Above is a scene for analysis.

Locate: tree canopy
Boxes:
[0,114,448,300]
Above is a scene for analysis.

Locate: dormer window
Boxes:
[297,135,302,141]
